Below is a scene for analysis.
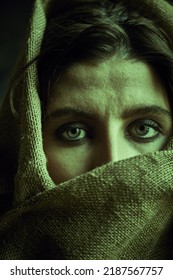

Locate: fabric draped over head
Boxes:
[0,0,173,259]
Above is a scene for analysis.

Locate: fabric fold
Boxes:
[1,152,173,259]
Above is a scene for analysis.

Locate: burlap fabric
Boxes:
[0,0,173,259]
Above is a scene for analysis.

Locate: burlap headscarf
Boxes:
[0,0,173,259]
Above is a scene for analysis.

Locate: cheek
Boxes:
[44,145,92,185]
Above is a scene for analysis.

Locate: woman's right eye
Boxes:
[55,122,91,143]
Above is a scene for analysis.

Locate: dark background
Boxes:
[0,0,32,101]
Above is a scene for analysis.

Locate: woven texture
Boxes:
[0,0,173,259]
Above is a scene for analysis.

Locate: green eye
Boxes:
[62,127,87,141]
[126,119,162,142]
[55,122,90,142]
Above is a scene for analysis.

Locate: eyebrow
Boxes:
[45,107,97,121]
[121,105,172,119]
[45,105,172,121]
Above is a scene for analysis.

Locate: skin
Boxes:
[42,58,172,185]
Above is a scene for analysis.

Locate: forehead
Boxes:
[49,58,169,115]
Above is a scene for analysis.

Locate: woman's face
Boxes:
[42,58,172,185]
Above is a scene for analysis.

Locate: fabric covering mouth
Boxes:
[0,152,173,259]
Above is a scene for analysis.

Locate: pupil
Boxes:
[71,128,78,134]
[140,125,145,131]
[137,124,149,135]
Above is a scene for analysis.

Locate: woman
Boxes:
[0,0,173,259]
[38,0,173,185]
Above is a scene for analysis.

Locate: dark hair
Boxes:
[37,0,173,113]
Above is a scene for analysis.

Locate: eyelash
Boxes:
[55,119,162,144]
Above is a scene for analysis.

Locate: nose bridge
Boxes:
[93,122,123,168]
[102,129,120,163]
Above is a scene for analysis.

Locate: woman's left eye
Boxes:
[55,123,90,142]
[126,119,162,142]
